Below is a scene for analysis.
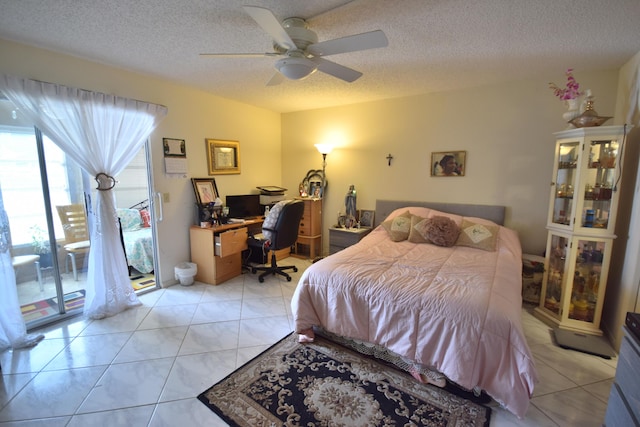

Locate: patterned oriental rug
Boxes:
[198,333,491,427]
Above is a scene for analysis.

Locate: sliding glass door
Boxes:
[1,97,158,329]
[0,110,89,328]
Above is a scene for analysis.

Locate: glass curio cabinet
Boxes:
[535,126,626,335]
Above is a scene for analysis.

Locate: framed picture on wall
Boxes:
[163,138,186,157]
[206,139,240,175]
[431,151,466,177]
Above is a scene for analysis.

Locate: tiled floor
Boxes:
[1,256,617,426]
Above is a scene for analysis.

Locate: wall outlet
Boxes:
[163,192,170,203]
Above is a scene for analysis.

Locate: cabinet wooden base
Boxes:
[293,235,321,259]
[533,307,604,336]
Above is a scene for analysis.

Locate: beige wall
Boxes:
[0,39,281,286]
[282,71,620,256]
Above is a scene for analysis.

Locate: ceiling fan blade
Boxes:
[242,6,296,51]
[307,30,388,57]
[199,52,281,57]
[266,72,286,86]
[311,57,362,83]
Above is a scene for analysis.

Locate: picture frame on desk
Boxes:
[359,210,375,228]
[301,169,325,199]
[191,178,219,205]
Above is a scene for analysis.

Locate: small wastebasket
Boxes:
[175,262,197,286]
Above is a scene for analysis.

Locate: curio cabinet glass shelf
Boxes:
[535,125,627,335]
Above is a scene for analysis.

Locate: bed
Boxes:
[291,199,538,418]
[117,206,154,274]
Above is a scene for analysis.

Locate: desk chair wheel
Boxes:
[293,266,298,272]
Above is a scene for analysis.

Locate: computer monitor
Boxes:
[225,194,262,219]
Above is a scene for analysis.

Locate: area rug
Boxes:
[198,333,491,427]
[20,290,86,322]
[131,273,156,291]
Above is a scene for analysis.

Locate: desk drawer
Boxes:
[215,227,248,257]
[215,254,241,282]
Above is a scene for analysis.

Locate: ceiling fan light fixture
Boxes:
[275,56,317,80]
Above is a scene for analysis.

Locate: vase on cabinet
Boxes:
[562,98,581,128]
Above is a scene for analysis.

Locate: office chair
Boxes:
[56,204,90,281]
[248,199,304,283]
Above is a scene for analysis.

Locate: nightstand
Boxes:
[329,227,372,254]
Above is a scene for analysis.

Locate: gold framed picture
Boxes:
[431,151,466,177]
[206,139,240,175]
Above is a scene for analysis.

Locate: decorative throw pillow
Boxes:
[456,219,500,251]
[139,209,151,228]
[262,200,288,242]
[117,208,142,231]
[381,211,412,241]
[408,215,431,243]
[422,215,460,247]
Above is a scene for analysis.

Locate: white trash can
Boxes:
[175,262,197,286]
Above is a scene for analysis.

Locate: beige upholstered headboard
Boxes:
[374,199,506,227]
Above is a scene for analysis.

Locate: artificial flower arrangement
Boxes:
[549,68,584,100]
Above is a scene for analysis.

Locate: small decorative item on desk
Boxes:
[198,201,222,226]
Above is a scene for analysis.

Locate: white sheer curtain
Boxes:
[0,188,44,349]
[0,74,167,320]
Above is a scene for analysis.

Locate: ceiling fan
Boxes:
[200,5,388,85]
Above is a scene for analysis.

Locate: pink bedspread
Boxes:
[292,208,538,418]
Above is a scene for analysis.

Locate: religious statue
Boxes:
[345,185,357,220]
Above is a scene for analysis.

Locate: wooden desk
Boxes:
[209,218,264,234]
[190,218,263,285]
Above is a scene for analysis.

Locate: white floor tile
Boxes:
[113,326,188,363]
[42,332,131,370]
[159,350,237,402]
[67,405,154,427]
[179,321,240,355]
[76,358,173,413]
[0,366,107,421]
[149,398,228,427]
[532,386,608,426]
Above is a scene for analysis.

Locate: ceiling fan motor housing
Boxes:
[272,17,318,53]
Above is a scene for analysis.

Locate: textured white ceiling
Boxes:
[1,0,639,113]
